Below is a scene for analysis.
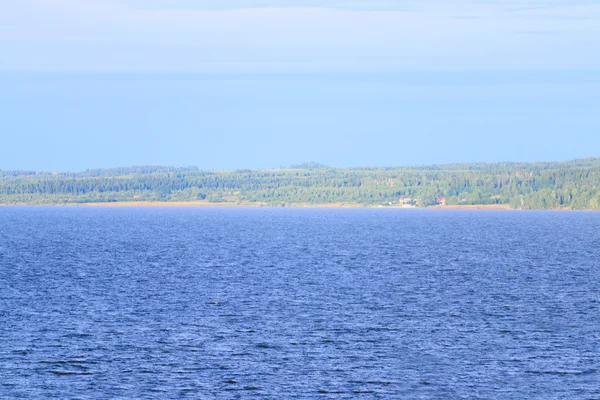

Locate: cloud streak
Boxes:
[0,0,598,72]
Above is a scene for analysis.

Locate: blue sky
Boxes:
[1,0,599,171]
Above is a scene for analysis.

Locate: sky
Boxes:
[1,0,599,171]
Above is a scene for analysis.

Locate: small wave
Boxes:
[256,343,274,349]
[366,381,393,385]
[49,370,92,375]
[63,333,92,338]
[526,370,586,375]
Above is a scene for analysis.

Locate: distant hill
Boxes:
[286,162,331,170]
[1,158,599,209]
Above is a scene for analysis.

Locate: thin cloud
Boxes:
[120,0,420,11]
[515,29,562,35]
[120,0,600,12]
[1,0,599,72]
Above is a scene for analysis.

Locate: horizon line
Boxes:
[2,156,599,175]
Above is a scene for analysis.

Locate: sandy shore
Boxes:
[76,201,252,207]
[0,201,246,207]
[428,204,512,210]
[2,201,510,209]
[24,201,367,208]
[2,202,588,210]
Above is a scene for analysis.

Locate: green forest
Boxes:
[1,158,600,209]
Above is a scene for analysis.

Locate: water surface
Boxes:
[1,208,599,398]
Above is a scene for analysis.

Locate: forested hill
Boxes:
[1,158,600,209]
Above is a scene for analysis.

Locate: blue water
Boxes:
[1,207,600,399]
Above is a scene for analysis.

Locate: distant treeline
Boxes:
[1,158,600,209]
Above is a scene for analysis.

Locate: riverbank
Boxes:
[1,201,590,210]
[1,201,509,209]
[428,204,512,210]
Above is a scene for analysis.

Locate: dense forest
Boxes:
[1,158,600,209]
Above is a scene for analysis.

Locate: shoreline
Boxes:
[428,204,512,210]
[0,201,568,210]
[0,202,369,208]
[1,201,594,211]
